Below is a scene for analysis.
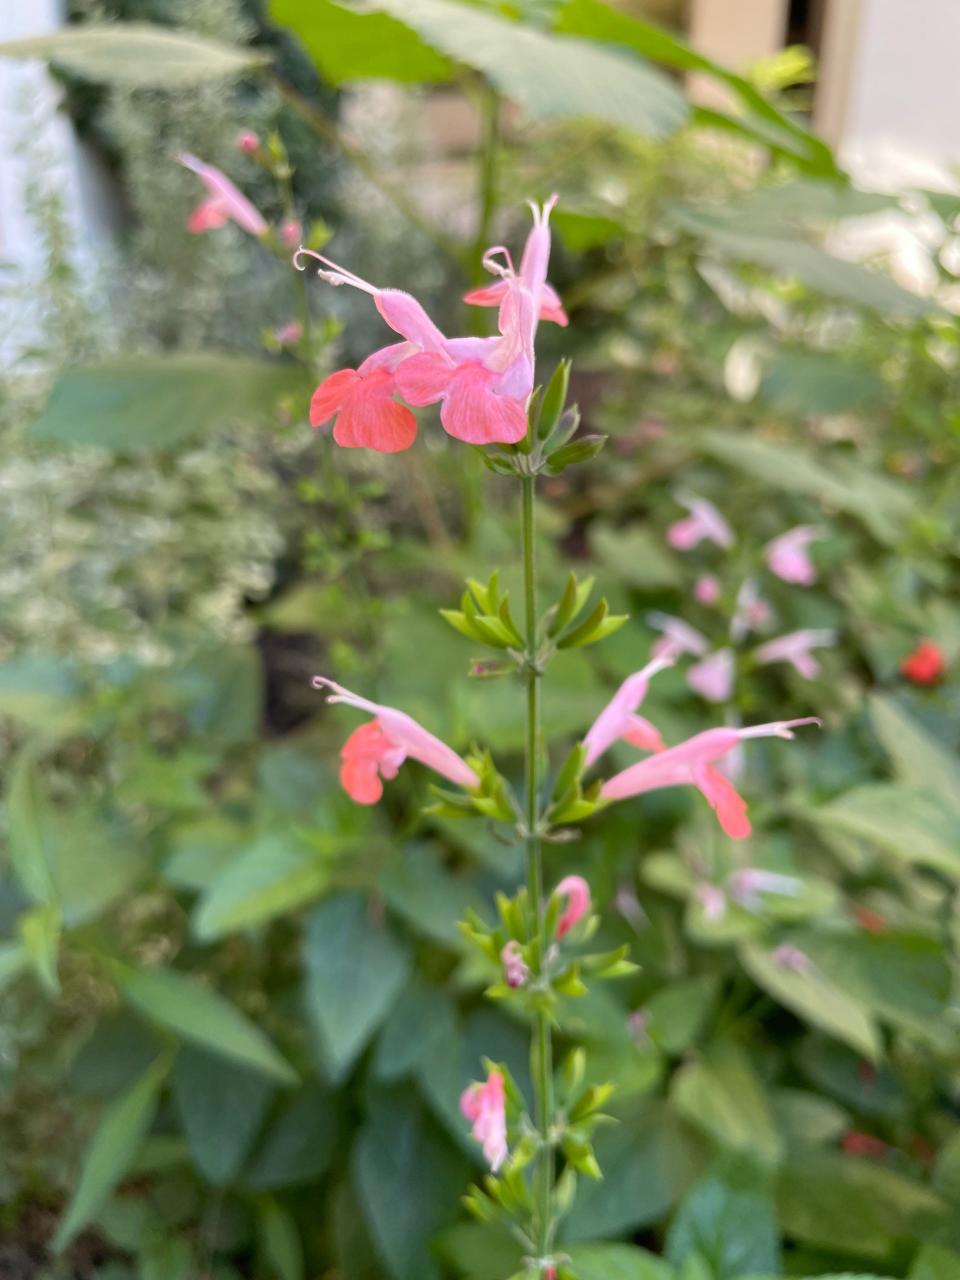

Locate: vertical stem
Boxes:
[521,474,554,1267]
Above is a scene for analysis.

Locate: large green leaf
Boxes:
[566,1244,673,1280]
[269,0,453,83]
[701,432,912,545]
[193,836,328,940]
[244,1084,337,1189]
[0,23,268,86]
[31,356,300,452]
[910,1244,960,1280]
[53,1056,170,1251]
[869,695,960,809]
[172,1046,276,1186]
[554,0,839,175]
[353,1089,469,1280]
[120,967,296,1084]
[5,752,59,907]
[304,892,412,1083]
[671,1041,782,1168]
[380,846,484,950]
[777,1151,949,1261]
[361,0,689,137]
[672,203,930,318]
[665,1157,780,1280]
[805,784,960,878]
[739,943,880,1059]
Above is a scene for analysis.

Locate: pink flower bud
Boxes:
[237,130,261,153]
[553,875,591,939]
[772,943,811,973]
[694,575,721,606]
[460,1068,507,1171]
[280,218,303,248]
[500,941,529,988]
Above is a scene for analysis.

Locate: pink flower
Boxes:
[600,718,820,839]
[582,653,673,767]
[765,526,821,585]
[273,321,303,347]
[500,941,529,988]
[553,875,591,939]
[178,152,267,237]
[312,677,479,804]
[754,629,835,679]
[298,198,560,452]
[731,579,772,640]
[237,130,260,153]
[696,883,727,922]
[694,575,721,606]
[462,200,568,327]
[667,494,734,552]
[280,218,302,248]
[647,612,709,660]
[460,1068,508,1171]
[728,868,801,910]
[687,648,734,703]
[772,943,812,973]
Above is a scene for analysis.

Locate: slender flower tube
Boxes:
[552,875,591,939]
[600,718,820,839]
[582,654,673,766]
[765,526,821,585]
[460,1069,508,1171]
[755,629,836,679]
[178,152,268,237]
[313,677,479,804]
[687,648,735,703]
[667,494,734,551]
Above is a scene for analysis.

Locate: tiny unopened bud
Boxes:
[772,943,811,973]
[237,130,261,153]
[500,940,529,988]
[280,218,303,248]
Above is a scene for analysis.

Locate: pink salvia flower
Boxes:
[754,629,836,679]
[600,718,820,839]
[731,578,772,641]
[667,494,734,552]
[460,1069,508,1171]
[178,152,268,238]
[765,526,821,585]
[647,612,709,660]
[500,941,529,988]
[694,575,721,606]
[553,875,591,939]
[582,653,673,767]
[463,197,569,327]
[687,648,734,703]
[313,677,479,804]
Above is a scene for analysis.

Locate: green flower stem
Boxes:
[521,472,554,1266]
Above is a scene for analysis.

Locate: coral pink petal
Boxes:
[695,764,751,839]
[187,197,229,233]
[540,284,569,326]
[332,369,417,452]
[340,756,384,805]
[622,714,665,753]
[667,517,700,550]
[441,367,527,445]
[310,368,361,427]
[554,874,591,939]
[463,282,508,308]
[375,290,447,352]
[395,351,456,406]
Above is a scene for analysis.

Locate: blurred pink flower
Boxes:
[647,612,709,660]
[582,653,673,766]
[237,130,260,153]
[600,718,820,839]
[500,941,529,988]
[313,677,478,804]
[731,579,772,640]
[273,321,303,347]
[553,875,591,939]
[696,883,727,921]
[460,1068,507,1171]
[728,868,802,910]
[300,198,560,451]
[687,648,734,703]
[694,575,721,606]
[765,526,821,585]
[280,218,302,248]
[772,943,812,973]
[178,152,268,237]
[463,198,568,327]
[755,629,836,679]
[667,494,734,552]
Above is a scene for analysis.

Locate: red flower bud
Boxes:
[900,640,945,685]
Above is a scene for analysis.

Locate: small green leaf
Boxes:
[538,360,571,440]
[19,904,61,996]
[545,433,607,474]
[193,836,327,940]
[53,1056,170,1251]
[257,1197,304,1280]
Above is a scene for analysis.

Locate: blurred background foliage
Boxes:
[1,0,960,1277]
